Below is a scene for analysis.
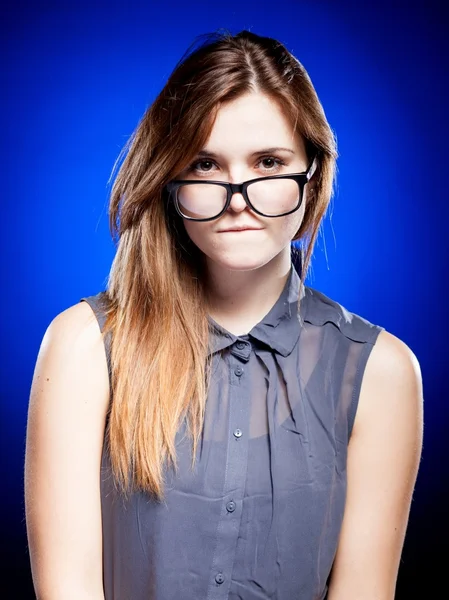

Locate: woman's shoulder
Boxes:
[42,293,111,374]
[49,296,105,340]
[302,285,422,412]
[302,285,384,345]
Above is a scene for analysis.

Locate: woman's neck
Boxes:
[205,248,292,336]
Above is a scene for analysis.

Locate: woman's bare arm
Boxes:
[327,330,423,600]
[25,301,110,600]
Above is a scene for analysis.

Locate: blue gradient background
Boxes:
[1,1,447,597]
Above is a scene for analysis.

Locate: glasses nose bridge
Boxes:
[229,181,245,195]
[228,181,249,207]
[228,182,252,208]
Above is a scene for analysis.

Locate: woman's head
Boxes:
[110,29,337,285]
[105,30,338,500]
[175,90,316,275]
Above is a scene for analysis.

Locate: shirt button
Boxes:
[236,341,245,349]
[234,366,243,376]
[226,500,236,512]
[215,573,224,584]
[233,428,243,438]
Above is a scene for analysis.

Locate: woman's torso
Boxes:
[81,260,383,600]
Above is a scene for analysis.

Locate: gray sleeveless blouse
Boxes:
[80,252,383,600]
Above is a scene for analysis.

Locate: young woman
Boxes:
[25,30,423,600]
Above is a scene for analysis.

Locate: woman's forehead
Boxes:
[203,93,304,157]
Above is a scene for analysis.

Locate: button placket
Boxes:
[206,351,251,600]
[230,357,245,386]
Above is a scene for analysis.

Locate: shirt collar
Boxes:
[207,248,305,358]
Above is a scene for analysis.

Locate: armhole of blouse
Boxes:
[347,327,384,438]
[79,295,113,397]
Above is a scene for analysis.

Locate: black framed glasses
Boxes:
[164,155,318,222]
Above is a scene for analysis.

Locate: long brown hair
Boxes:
[102,30,337,501]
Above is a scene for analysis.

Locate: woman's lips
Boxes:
[218,228,263,232]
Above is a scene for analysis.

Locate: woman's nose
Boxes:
[228,190,248,213]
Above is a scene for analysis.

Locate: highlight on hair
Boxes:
[100,29,338,501]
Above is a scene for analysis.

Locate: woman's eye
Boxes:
[259,157,286,170]
[187,156,286,175]
[190,160,215,173]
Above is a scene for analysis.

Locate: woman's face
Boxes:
[178,91,310,273]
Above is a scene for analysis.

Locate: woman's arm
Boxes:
[25,302,110,600]
[327,330,423,600]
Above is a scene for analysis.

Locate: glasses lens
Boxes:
[177,184,227,219]
[247,178,301,216]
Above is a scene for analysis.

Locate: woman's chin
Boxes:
[207,252,273,273]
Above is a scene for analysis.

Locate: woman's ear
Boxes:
[305,182,315,204]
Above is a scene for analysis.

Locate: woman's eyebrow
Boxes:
[196,147,296,158]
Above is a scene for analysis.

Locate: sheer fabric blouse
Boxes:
[81,252,383,600]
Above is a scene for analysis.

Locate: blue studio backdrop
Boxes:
[1,1,447,597]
